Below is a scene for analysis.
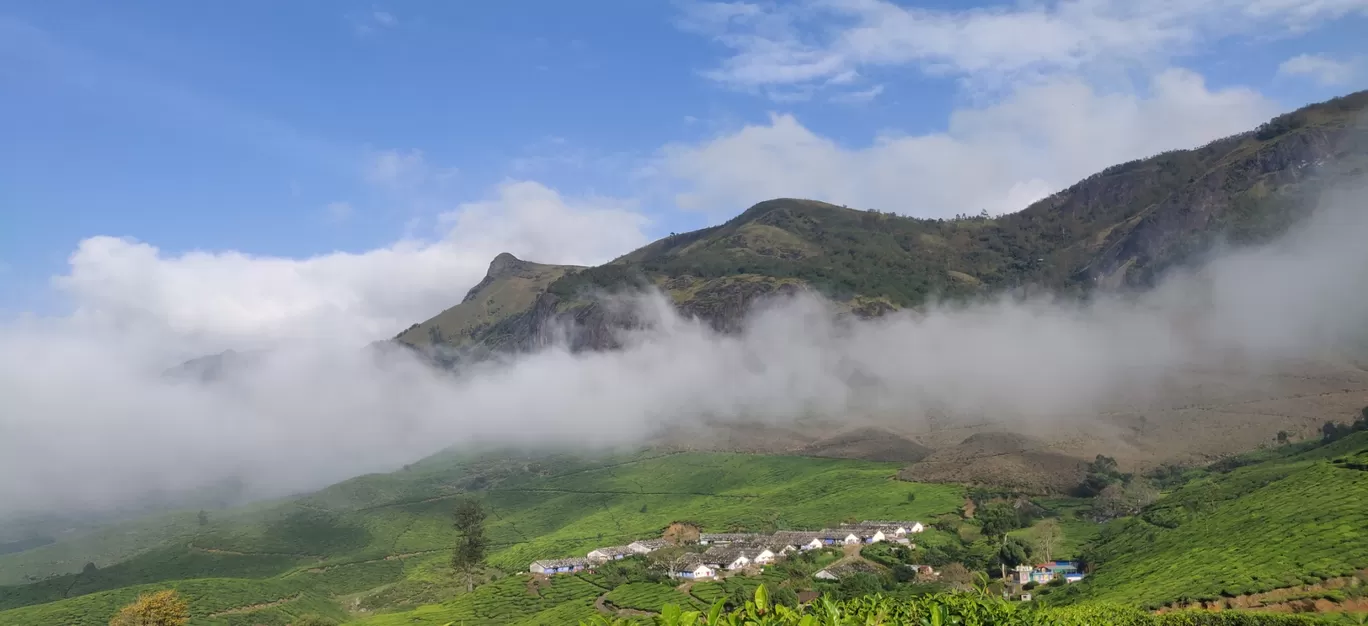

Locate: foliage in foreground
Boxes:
[581,586,1357,626]
[108,589,189,626]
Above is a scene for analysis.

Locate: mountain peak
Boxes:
[486,252,524,278]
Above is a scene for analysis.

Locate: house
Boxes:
[703,545,752,571]
[837,524,890,543]
[529,557,590,575]
[769,531,823,551]
[668,555,716,580]
[1029,568,1054,585]
[587,545,636,563]
[816,530,862,545]
[860,520,924,534]
[1020,593,1033,602]
[627,539,668,554]
[1064,573,1086,583]
[746,546,779,565]
[1013,565,1033,585]
[699,532,764,545]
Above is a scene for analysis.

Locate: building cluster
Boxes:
[528,521,925,580]
[1012,561,1086,587]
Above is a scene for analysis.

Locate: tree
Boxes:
[197,510,208,527]
[837,572,885,599]
[451,497,488,592]
[1034,519,1063,563]
[939,563,973,586]
[977,502,1025,581]
[108,589,189,626]
[977,503,1020,538]
[82,561,98,575]
[1276,430,1290,445]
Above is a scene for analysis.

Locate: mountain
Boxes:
[397,91,1368,358]
[392,253,581,357]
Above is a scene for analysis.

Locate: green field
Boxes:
[1040,432,1368,609]
[0,451,962,625]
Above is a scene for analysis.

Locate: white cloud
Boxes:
[685,0,1368,92]
[372,10,397,27]
[5,182,1368,517]
[364,148,452,188]
[49,181,649,352]
[325,200,354,223]
[348,7,399,36]
[830,84,884,104]
[659,69,1274,217]
[1277,53,1360,85]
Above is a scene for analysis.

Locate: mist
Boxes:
[2,183,1367,519]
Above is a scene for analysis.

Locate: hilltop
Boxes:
[396,91,1368,357]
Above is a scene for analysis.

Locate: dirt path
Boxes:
[206,593,301,618]
[187,543,323,560]
[594,591,657,617]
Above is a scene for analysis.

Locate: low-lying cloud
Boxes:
[2,182,1367,519]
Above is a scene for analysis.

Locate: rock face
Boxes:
[401,91,1368,361]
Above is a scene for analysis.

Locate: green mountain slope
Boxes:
[0,452,963,625]
[1039,431,1368,610]
[393,253,580,352]
[403,91,1368,356]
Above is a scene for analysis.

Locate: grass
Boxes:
[1009,498,1102,561]
[0,451,963,625]
[1042,432,1368,609]
[603,582,703,611]
[347,574,603,626]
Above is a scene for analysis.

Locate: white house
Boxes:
[1013,565,1033,585]
[748,547,778,565]
[817,530,861,545]
[703,546,752,571]
[860,520,925,534]
[669,555,716,580]
[814,568,840,580]
[770,531,822,551]
[529,557,590,575]
[673,563,716,579]
[587,545,636,563]
[628,539,668,554]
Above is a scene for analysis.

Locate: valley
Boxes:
[2,91,1368,625]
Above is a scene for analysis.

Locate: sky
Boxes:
[1,0,1367,348]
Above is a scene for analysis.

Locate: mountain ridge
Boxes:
[396,90,1368,359]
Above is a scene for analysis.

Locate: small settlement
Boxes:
[529,521,926,581]
[1012,561,1086,586]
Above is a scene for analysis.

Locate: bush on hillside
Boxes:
[584,585,1348,625]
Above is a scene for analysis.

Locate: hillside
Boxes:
[0,452,963,625]
[1036,431,1368,611]
[379,91,1368,492]
[392,253,581,356]
[397,91,1368,357]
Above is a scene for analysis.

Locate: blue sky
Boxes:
[2,0,1366,337]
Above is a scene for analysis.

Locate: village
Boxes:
[527,520,1085,597]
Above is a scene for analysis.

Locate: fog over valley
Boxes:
[3,180,1367,519]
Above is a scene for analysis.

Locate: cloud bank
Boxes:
[660,70,1273,216]
[2,178,1366,518]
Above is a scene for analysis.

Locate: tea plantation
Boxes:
[0,451,961,625]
